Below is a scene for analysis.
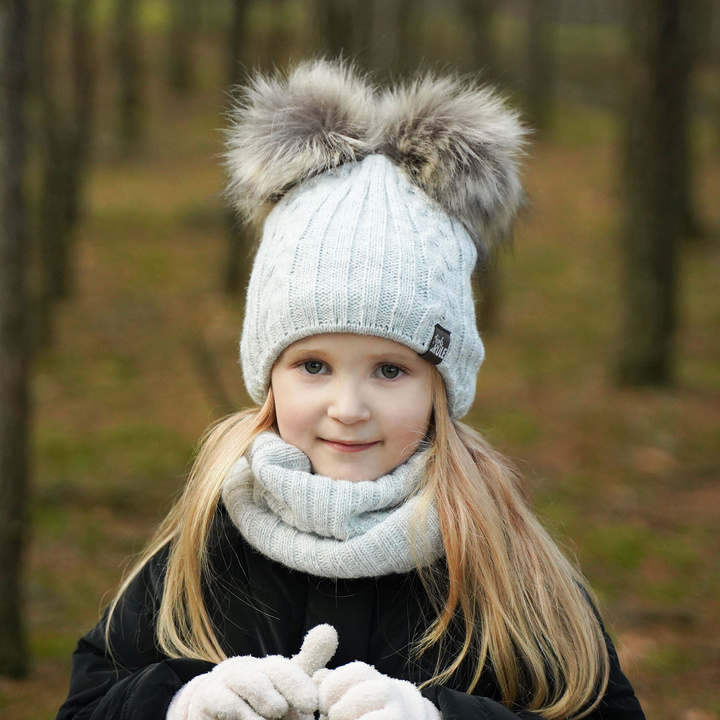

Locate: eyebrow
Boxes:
[365,352,417,364]
[280,347,328,363]
[282,347,418,365]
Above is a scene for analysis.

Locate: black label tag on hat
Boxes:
[420,324,451,365]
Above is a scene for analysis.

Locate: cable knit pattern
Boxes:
[221,432,443,578]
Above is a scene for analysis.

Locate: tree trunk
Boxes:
[36,0,66,313]
[714,2,720,154]
[456,0,504,329]
[63,0,94,291]
[0,0,31,679]
[614,0,687,386]
[522,0,556,134]
[227,0,250,88]
[316,0,356,61]
[167,0,200,92]
[115,0,145,156]
[475,256,503,335]
[673,1,703,238]
[224,0,252,296]
[223,209,256,295]
[368,0,414,74]
[457,0,500,82]
[36,0,95,339]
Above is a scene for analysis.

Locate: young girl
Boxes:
[57,60,645,720]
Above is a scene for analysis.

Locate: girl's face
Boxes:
[271,333,434,482]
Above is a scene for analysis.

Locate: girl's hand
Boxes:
[166,624,338,720]
[315,661,441,720]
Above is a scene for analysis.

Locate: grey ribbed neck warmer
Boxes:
[221,432,443,579]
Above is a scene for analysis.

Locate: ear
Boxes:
[225,59,375,225]
[371,75,529,259]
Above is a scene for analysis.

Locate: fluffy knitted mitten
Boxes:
[166,624,339,720]
[315,661,441,720]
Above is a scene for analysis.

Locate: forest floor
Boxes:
[1,60,719,720]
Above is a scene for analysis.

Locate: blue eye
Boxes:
[379,365,402,379]
[303,361,324,375]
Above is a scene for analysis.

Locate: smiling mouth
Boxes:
[320,439,379,453]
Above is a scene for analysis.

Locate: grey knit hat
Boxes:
[226,60,526,419]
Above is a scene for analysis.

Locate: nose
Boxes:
[327,378,371,424]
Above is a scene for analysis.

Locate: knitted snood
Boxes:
[221,432,443,579]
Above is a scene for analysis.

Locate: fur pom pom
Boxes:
[371,75,528,257]
[225,60,528,254]
[225,60,375,223]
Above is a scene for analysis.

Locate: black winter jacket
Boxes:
[57,506,646,720]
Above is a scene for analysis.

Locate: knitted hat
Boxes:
[226,60,526,419]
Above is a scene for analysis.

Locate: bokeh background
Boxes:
[0,1,719,718]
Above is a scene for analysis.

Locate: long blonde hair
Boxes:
[106,374,608,718]
[413,373,609,718]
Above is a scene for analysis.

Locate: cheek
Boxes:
[271,374,310,443]
[385,394,433,448]
[274,395,308,442]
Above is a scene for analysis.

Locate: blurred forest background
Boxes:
[1,0,719,718]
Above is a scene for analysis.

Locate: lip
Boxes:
[320,439,379,453]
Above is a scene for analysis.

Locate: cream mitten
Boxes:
[316,661,441,720]
[166,624,339,720]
